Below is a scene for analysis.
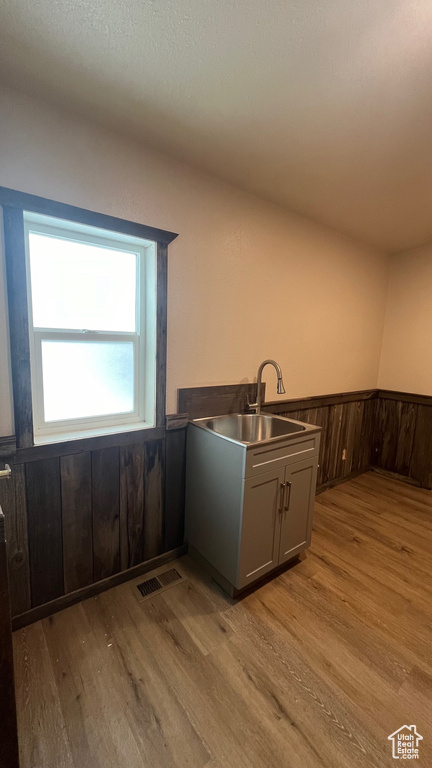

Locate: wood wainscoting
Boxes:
[2,386,432,627]
[0,509,19,768]
[179,385,377,492]
[262,390,376,491]
[179,384,432,492]
[0,423,187,627]
[373,390,432,489]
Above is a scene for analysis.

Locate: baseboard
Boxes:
[370,467,422,488]
[315,467,370,495]
[315,466,425,494]
[12,544,187,630]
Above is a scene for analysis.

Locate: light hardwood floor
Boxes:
[13,471,432,768]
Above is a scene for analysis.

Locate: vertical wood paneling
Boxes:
[395,402,417,476]
[288,407,329,486]
[178,384,265,420]
[358,398,376,470]
[143,440,164,560]
[287,411,301,421]
[7,437,173,616]
[61,453,93,593]
[409,405,432,488]
[351,401,365,472]
[373,399,401,471]
[340,401,361,477]
[0,464,31,615]
[373,397,432,487]
[14,386,426,618]
[335,403,350,478]
[92,447,120,581]
[314,407,330,487]
[326,404,343,482]
[119,444,145,569]
[276,398,375,488]
[26,458,63,607]
[0,511,20,768]
[165,429,187,551]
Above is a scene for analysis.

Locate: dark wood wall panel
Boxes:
[61,453,93,593]
[143,440,164,560]
[178,388,362,493]
[373,394,432,488]
[264,389,377,413]
[119,444,145,570]
[4,385,432,624]
[268,396,376,490]
[395,402,417,476]
[349,401,365,473]
[373,398,400,471]
[0,464,31,615]
[409,405,432,488]
[180,387,379,493]
[0,510,20,768]
[326,403,344,481]
[26,458,63,607]
[282,407,329,486]
[178,383,265,420]
[1,434,172,621]
[356,398,375,471]
[92,447,120,582]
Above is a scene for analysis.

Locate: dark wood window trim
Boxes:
[3,206,33,449]
[0,187,177,244]
[0,186,178,453]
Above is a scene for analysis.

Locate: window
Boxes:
[24,212,156,442]
[1,187,177,448]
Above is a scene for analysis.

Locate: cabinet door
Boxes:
[279,457,317,565]
[238,467,284,589]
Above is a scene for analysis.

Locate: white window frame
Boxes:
[23,211,157,444]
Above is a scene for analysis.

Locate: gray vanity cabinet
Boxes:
[185,421,321,596]
[239,456,318,587]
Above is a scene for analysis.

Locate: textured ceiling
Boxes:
[1,0,432,252]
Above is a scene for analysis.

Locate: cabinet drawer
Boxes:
[245,434,320,478]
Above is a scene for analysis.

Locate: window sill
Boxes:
[34,420,155,446]
[15,423,165,463]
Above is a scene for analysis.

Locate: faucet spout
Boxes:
[249,359,286,413]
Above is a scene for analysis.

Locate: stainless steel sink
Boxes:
[192,413,307,446]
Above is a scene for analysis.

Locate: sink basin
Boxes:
[193,413,306,445]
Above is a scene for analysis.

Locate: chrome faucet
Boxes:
[248,359,286,413]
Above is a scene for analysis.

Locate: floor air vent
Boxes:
[136,568,183,598]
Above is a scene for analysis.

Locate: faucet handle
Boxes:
[244,395,258,413]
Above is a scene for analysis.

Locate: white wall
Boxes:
[0,85,390,436]
[378,243,432,395]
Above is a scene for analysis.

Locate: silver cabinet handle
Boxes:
[284,480,292,511]
[0,464,12,480]
[279,482,285,513]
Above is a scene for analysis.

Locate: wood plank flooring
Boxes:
[13,471,432,768]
